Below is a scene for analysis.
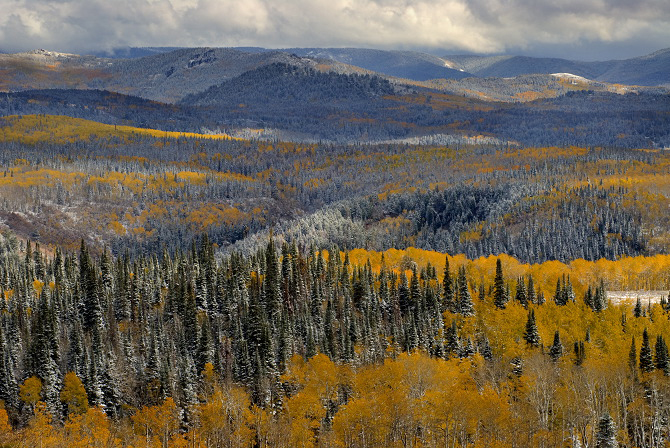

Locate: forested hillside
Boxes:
[0,234,669,446]
[1,116,668,262]
[2,47,670,145]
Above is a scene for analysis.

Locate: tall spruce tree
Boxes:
[655,335,669,374]
[549,330,563,361]
[523,309,541,347]
[457,266,474,317]
[493,258,507,309]
[595,412,618,448]
[515,277,528,308]
[442,256,454,313]
[640,328,654,373]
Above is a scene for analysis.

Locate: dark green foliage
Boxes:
[526,275,536,305]
[549,331,563,361]
[634,298,644,318]
[640,328,654,373]
[493,259,507,309]
[655,335,669,374]
[596,412,618,448]
[457,266,474,317]
[442,257,454,313]
[554,275,574,306]
[523,309,541,347]
[586,280,608,312]
[515,277,528,308]
[479,336,493,361]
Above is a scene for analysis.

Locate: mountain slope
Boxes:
[598,48,670,86]
[0,48,366,103]
[445,48,670,86]
[276,48,472,81]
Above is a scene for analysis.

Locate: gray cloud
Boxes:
[1,0,669,58]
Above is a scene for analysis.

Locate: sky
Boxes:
[1,0,669,60]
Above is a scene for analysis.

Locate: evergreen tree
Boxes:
[584,285,594,310]
[479,336,493,361]
[640,328,654,373]
[0,324,17,409]
[398,272,412,315]
[79,240,103,333]
[654,335,669,374]
[493,258,507,309]
[263,238,281,322]
[523,309,541,347]
[595,412,618,448]
[554,276,568,306]
[593,280,607,312]
[515,277,527,308]
[634,298,643,318]
[442,256,454,313]
[457,266,474,317]
[445,321,459,356]
[527,275,536,305]
[549,330,563,361]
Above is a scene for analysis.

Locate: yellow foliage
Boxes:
[0,114,240,145]
[197,387,254,448]
[32,279,45,295]
[60,372,89,416]
[0,408,12,441]
[348,247,670,298]
[63,406,114,448]
[131,397,181,448]
[19,376,42,406]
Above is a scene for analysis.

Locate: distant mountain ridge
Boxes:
[261,48,471,81]
[444,48,670,86]
[74,45,670,86]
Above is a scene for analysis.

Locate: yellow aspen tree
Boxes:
[60,372,89,416]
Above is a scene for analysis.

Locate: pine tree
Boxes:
[595,412,618,448]
[527,275,536,305]
[593,280,607,312]
[565,275,575,303]
[640,328,654,373]
[0,324,18,409]
[511,356,523,376]
[263,238,281,323]
[634,298,643,318]
[479,336,493,361]
[445,321,459,356]
[442,256,454,313]
[584,285,594,310]
[549,330,563,361]
[409,267,422,313]
[515,277,527,308]
[457,266,474,317]
[554,276,568,306]
[493,258,507,309]
[654,335,669,374]
[79,240,103,333]
[398,272,411,315]
[523,309,541,347]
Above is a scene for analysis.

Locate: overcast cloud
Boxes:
[1,0,669,59]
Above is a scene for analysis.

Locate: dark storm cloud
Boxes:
[1,0,668,58]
